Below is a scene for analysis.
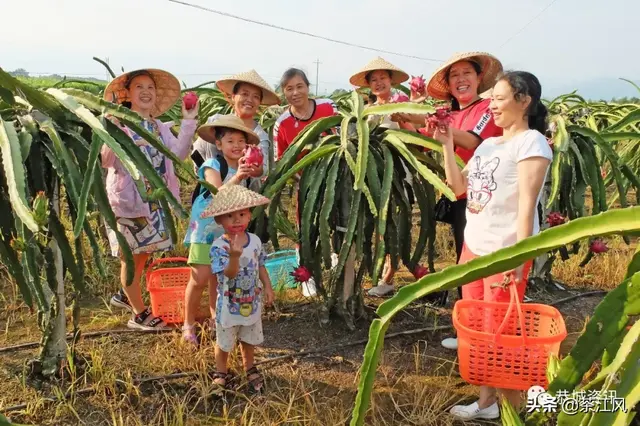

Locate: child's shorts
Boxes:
[459,244,532,303]
[187,243,211,266]
[216,321,264,353]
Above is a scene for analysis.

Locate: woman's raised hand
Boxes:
[181,100,199,120]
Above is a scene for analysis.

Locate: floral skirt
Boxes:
[107,207,173,257]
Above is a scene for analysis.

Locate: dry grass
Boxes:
[0,186,636,425]
[551,235,637,290]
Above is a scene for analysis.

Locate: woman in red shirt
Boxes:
[274,69,339,297]
[274,68,338,161]
[417,52,503,349]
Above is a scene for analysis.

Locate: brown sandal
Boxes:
[246,366,265,395]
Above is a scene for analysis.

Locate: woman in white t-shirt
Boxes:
[436,71,553,421]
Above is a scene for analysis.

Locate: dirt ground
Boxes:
[0,262,616,426]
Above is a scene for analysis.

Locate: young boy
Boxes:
[182,115,261,344]
[201,184,275,395]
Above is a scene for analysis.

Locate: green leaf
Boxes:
[45,88,141,181]
[351,206,640,426]
[625,245,640,280]
[73,133,103,238]
[371,146,394,285]
[500,398,525,425]
[384,129,466,168]
[383,134,455,201]
[263,144,340,199]
[354,112,369,191]
[605,109,640,132]
[320,154,342,267]
[0,68,66,122]
[363,102,435,117]
[548,271,640,396]
[0,117,38,232]
[569,125,628,209]
[350,319,389,426]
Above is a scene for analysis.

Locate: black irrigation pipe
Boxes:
[0,329,173,354]
[0,291,609,355]
[0,324,453,414]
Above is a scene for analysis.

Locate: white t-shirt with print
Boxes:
[210,233,266,328]
[464,129,553,256]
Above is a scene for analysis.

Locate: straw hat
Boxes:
[196,114,260,145]
[201,184,270,219]
[215,70,280,106]
[349,57,410,87]
[426,52,503,101]
[103,69,181,117]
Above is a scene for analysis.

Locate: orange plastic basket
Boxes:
[453,285,567,390]
[146,257,191,324]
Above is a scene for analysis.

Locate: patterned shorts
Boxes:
[216,320,264,353]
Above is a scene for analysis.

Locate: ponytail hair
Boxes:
[498,71,548,134]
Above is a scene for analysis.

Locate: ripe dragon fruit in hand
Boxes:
[546,212,565,227]
[243,146,264,167]
[427,107,453,129]
[182,91,198,110]
[410,75,426,94]
[413,265,429,279]
[290,266,312,284]
[590,239,609,254]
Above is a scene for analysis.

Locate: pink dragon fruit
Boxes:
[546,212,566,227]
[243,146,264,167]
[290,266,312,284]
[413,265,429,279]
[590,239,609,254]
[410,75,426,93]
[427,107,454,128]
[391,92,410,103]
[182,91,198,110]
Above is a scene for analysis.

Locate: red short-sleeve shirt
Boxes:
[451,98,502,164]
[274,98,338,160]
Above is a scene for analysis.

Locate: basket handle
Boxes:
[145,257,189,281]
[493,284,527,347]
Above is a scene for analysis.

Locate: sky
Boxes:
[2,0,639,98]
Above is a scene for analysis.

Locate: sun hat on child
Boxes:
[215,69,281,106]
[196,114,260,146]
[103,68,181,117]
[349,57,410,88]
[201,184,271,219]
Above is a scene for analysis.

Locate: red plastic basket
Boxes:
[146,257,191,324]
[453,285,567,390]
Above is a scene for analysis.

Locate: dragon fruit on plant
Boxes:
[290,266,312,283]
[182,91,198,110]
[243,146,264,168]
[590,239,609,254]
[546,212,566,227]
[413,265,429,279]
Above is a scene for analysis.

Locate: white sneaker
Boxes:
[450,401,500,420]
[441,337,458,350]
[301,278,317,297]
[367,282,394,297]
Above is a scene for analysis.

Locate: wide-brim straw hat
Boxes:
[427,52,503,101]
[201,184,270,219]
[216,69,280,106]
[197,114,260,145]
[103,68,181,117]
[349,57,409,87]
